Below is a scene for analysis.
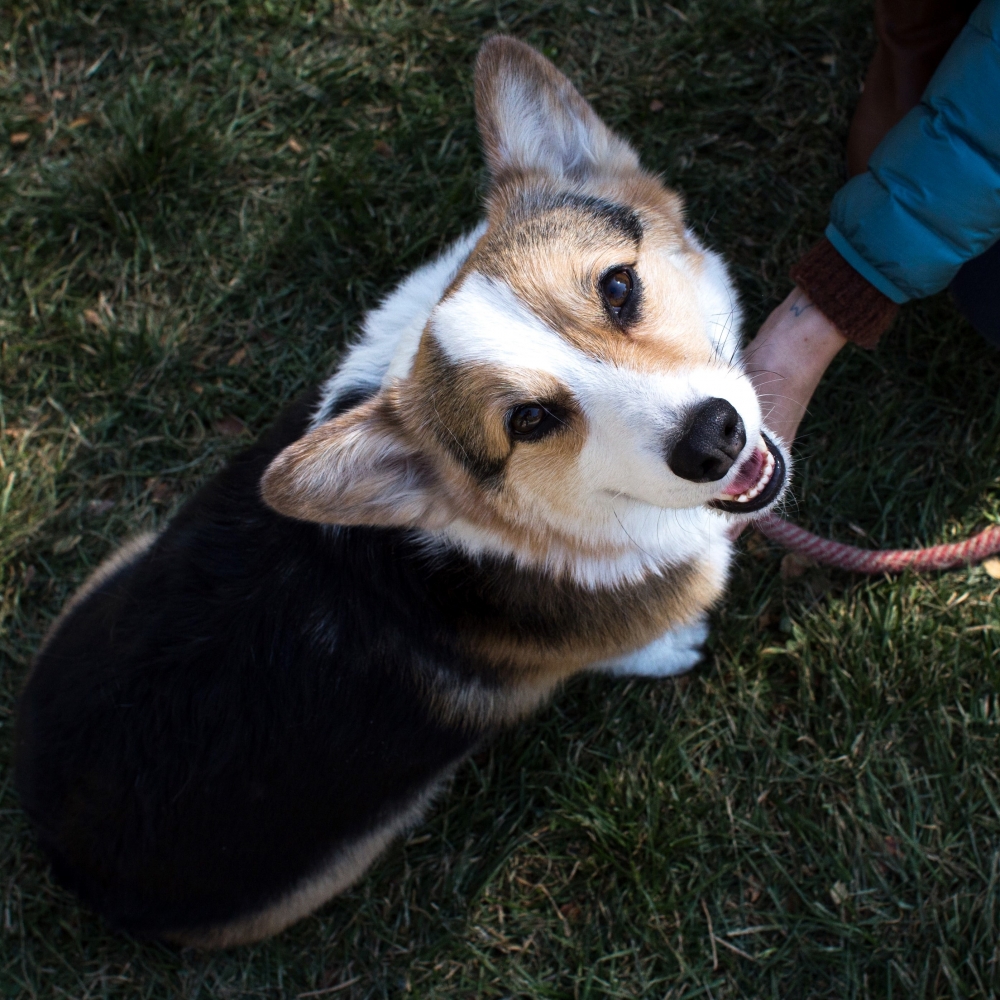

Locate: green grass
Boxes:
[2,1,999,996]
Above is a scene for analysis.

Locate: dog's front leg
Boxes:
[592,616,709,678]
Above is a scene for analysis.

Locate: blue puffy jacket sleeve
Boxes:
[826,0,1000,304]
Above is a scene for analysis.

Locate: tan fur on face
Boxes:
[402,333,583,486]
[461,178,716,375]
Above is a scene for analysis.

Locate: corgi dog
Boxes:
[15,37,787,949]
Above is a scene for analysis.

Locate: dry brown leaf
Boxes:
[10,132,29,146]
[214,415,247,437]
[227,346,248,367]
[286,137,303,154]
[145,478,174,503]
[649,99,664,112]
[373,139,393,157]
[69,116,92,129]
[983,558,1000,579]
[883,836,902,858]
[83,308,105,328]
[758,608,780,629]
[780,552,815,580]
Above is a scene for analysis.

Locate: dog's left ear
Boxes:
[260,394,456,529]
[474,35,640,182]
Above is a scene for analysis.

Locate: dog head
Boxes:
[261,37,788,575]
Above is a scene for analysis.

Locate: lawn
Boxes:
[2,0,999,997]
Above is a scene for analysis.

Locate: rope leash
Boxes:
[755,513,1000,574]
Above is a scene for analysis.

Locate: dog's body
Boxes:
[15,38,787,947]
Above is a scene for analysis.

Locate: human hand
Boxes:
[743,287,847,446]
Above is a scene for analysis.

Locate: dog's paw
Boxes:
[597,617,709,678]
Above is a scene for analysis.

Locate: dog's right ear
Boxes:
[260,394,455,529]
[474,35,640,183]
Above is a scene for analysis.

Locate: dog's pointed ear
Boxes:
[474,35,640,182]
[260,394,455,529]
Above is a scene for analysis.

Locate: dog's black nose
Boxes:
[667,398,746,483]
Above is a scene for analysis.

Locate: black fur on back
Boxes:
[14,393,506,937]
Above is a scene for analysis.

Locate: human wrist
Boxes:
[746,287,846,445]
[789,237,898,349]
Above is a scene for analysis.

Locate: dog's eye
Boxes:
[509,404,545,437]
[601,269,632,312]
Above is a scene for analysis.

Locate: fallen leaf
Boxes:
[649,99,664,112]
[757,607,780,629]
[83,308,105,328]
[191,383,204,395]
[69,115,92,129]
[820,53,837,66]
[286,137,303,154]
[52,89,67,100]
[829,881,850,906]
[559,902,583,922]
[780,552,815,580]
[373,139,393,157]
[53,535,82,555]
[214,415,247,437]
[744,531,769,559]
[145,478,173,503]
[983,558,1000,579]
[10,132,30,146]
[227,346,248,367]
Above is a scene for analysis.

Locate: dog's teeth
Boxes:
[737,494,749,502]
[746,487,759,499]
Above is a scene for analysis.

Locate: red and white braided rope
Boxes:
[756,513,1000,574]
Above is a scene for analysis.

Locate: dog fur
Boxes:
[15,37,788,947]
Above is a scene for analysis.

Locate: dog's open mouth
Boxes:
[710,433,786,514]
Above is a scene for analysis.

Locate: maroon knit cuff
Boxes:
[789,237,899,349]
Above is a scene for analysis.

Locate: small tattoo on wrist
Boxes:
[790,298,814,317]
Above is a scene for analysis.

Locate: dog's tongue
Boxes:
[721,447,765,497]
